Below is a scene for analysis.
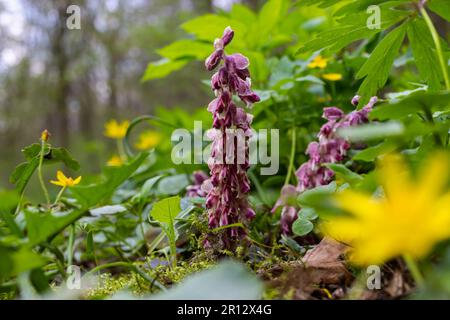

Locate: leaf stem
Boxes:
[403,254,425,288]
[38,140,50,204]
[284,127,297,185]
[420,6,450,90]
[67,224,75,267]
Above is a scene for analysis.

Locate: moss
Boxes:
[86,254,216,299]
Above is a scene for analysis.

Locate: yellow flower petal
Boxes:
[50,180,65,186]
[107,155,123,167]
[135,131,162,150]
[323,152,450,266]
[72,176,82,185]
[308,55,328,69]
[322,73,342,81]
[104,120,129,139]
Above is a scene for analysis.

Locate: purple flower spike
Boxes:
[222,26,234,47]
[273,96,378,235]
[186,170,209,198]
[323,107,344,120]
[203,27,260,249]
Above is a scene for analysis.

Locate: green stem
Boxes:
[54,186,66,205]
[284,127,297,185]
[403,254,425,288]
[67,224,75,267]
[420,6,450,90]
[38,140,50,204]
[117,139,126,161]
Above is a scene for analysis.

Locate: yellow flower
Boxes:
[322,153,450,266]
[107,155,123,167]
[50,170,82,187]
[308,55,328,69]
[104,120,129,139]
[134,131,162,150]
[322,73,342,81]
[41,129,50,142]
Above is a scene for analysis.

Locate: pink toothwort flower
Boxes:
[273,96,378,234]
[203,27,260,248]
[186,171,209,198]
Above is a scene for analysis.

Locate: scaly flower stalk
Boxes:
[202,27,260,248]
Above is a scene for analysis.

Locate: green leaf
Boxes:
[157,174,190,196]
[428,0,450,21]
[10,158,40,195]
[337,121,405,141]
[132,175,164,202]
[46,147,80,171]
[352,141,397,161]
[407,18,442,91]
[24,209,85,247]
[150,196,181,225]
[71,153,148,208]
[297,182,337,208]
[141,59,189,81]
[157,40,212,60]
[257,0,285,41]
[292,218,314,236]
[181,14,247,42]
[230,3,256,25]
[0,246,47,280]
[370,91,450,120]
[0,190,23,237]
[324,163,363,185]
[297,3,407,55]
[298,207,318,220]
[356,23,407,102]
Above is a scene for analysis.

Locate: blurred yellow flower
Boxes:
[322,153,450,266]
[50,170,81,187]
[135,131,162,150]
[308,55,328,69]
[322,73,342,81]
[107,155,123,167]
[104,120,129,139]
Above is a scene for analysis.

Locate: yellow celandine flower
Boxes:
[322,73,343,81]
[50,170,82,187]
[308,55,328,69]
[107,155,123,167]
[41,129,50,142]
[104,120,129,139]
[135,131,162,150]
[322,153,450,266]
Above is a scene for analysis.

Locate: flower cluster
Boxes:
[296,96,377,191]
[202,27,260,247]
[273,96,378,234]
[185,171,209,198]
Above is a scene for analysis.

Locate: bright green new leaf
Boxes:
[325,163,363,185]
[141,59,189,81]
[157,40,212,60]
[150,196,181,225]
[428,0,450,21]
[181,14,247,42]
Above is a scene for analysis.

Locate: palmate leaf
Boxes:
[356,23,407,104]
[296,2,408,55]
[407,18,442,91]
